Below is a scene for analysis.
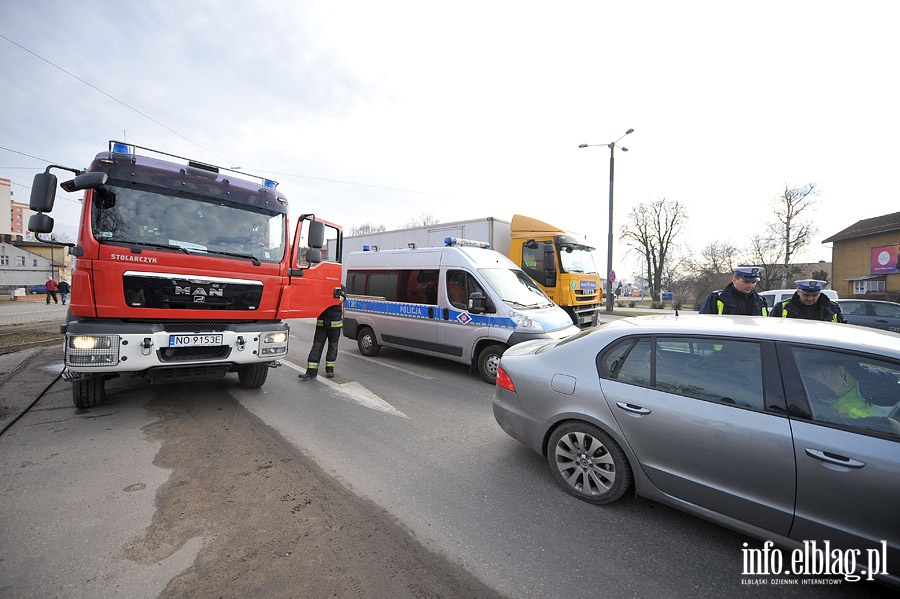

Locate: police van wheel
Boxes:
[477,344,504,384]
[357,327,380,357]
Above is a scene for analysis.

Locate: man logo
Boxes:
[174,286,224,297]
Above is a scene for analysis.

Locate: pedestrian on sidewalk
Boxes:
[45,278,59,305]
[57,280,71,305]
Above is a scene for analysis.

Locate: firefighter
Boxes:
[698,267,768,316]
[298,288,346,380]
[770,279,846,322]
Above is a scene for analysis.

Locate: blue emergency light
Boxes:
[263,179,277,189]
[112,142,133,154]
[444,237,491,249]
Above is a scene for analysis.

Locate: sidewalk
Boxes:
[0,299,69,328]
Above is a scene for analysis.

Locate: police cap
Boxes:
[734,266,763,282]
[796,279,826,294]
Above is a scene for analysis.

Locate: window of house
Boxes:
[16,256,25,266]
[853,280,885,294]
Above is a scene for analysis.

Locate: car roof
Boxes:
[599,314,900,356]
[835,298,900,305]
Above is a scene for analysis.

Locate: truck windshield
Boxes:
[558,244,598,274]
[91,185,286,263]
[479,268,555,309]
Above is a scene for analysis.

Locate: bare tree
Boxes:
[745,233,796,291]
[404,212,438,228]
[771,183,818,288]
[679,240,741,305]
[621,198,688,303]
[350,223,386,236]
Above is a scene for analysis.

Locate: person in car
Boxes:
[770,279,845,322]
[805,358,900,419]
[698,267,768,316]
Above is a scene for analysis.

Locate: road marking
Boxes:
[282,360,408,418]
[342,352,434,380]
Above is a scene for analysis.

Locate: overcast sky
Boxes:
[3,1,898,281]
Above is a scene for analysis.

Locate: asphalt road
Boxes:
[0,311,893,598]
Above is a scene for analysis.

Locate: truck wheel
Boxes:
[357,326,380,357]
[238,364,269,388]
[477,344,505,384]
[72,377,105,409]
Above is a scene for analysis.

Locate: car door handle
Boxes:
[616,401,651,415]
[804,448,866,469]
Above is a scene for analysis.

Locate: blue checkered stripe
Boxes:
[345,298,517,329]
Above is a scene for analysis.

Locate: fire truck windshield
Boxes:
[91,185,286,263]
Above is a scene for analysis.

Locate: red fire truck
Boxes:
[28,141,343,408]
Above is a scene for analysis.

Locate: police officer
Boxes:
[770,279,846,322]
[698,267,768,316]
[298,288,346,380]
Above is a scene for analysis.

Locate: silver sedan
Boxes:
[493,315,900,586]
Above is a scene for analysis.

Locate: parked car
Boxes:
[493,315,899,586]
[836,299,900,333]
[759,288,838,310]
[28,285,47,294]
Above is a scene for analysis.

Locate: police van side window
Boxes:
[446,269,487,310]
[346,270,399,300]
[399,269,439,305]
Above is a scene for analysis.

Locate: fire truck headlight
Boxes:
[259,331,288,357]
[264,332,287,344]
[66,334,120,366]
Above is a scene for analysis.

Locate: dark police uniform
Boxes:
[698,267,768,316]
[770,279,845,322]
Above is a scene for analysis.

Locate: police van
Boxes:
[342,238,580,383]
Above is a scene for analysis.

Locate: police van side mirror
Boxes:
[468,291,487,314]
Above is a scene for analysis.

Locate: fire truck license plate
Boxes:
[169,334,223,347]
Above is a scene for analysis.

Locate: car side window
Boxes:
[873,303,900,318]
[601,338,652,387]
[792,347,900,438]
[841,301,866,316]
[655,338,764,410]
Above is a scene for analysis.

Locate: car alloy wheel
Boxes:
[547,422,632,505]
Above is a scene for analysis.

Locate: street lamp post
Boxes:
[579,128,634,312]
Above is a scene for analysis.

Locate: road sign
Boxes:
[608,270,616,283]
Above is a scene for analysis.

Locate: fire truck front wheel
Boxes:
[238,364,269,389]
[72,377,106,409]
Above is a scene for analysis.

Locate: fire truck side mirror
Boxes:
[308,220,325,249]
[30,173,58,213]
[28,213,54,234]
[60,171,108,193]
[306,248,322,264]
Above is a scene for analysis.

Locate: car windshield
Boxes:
[90,185,286,263]
[558,244,598,274]
[478,268,555,309]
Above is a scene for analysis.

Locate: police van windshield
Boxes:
[91,185,286,263]
[558,244,599,274]
[478,268,555,309]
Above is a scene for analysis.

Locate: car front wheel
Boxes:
[547,421,632,505]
